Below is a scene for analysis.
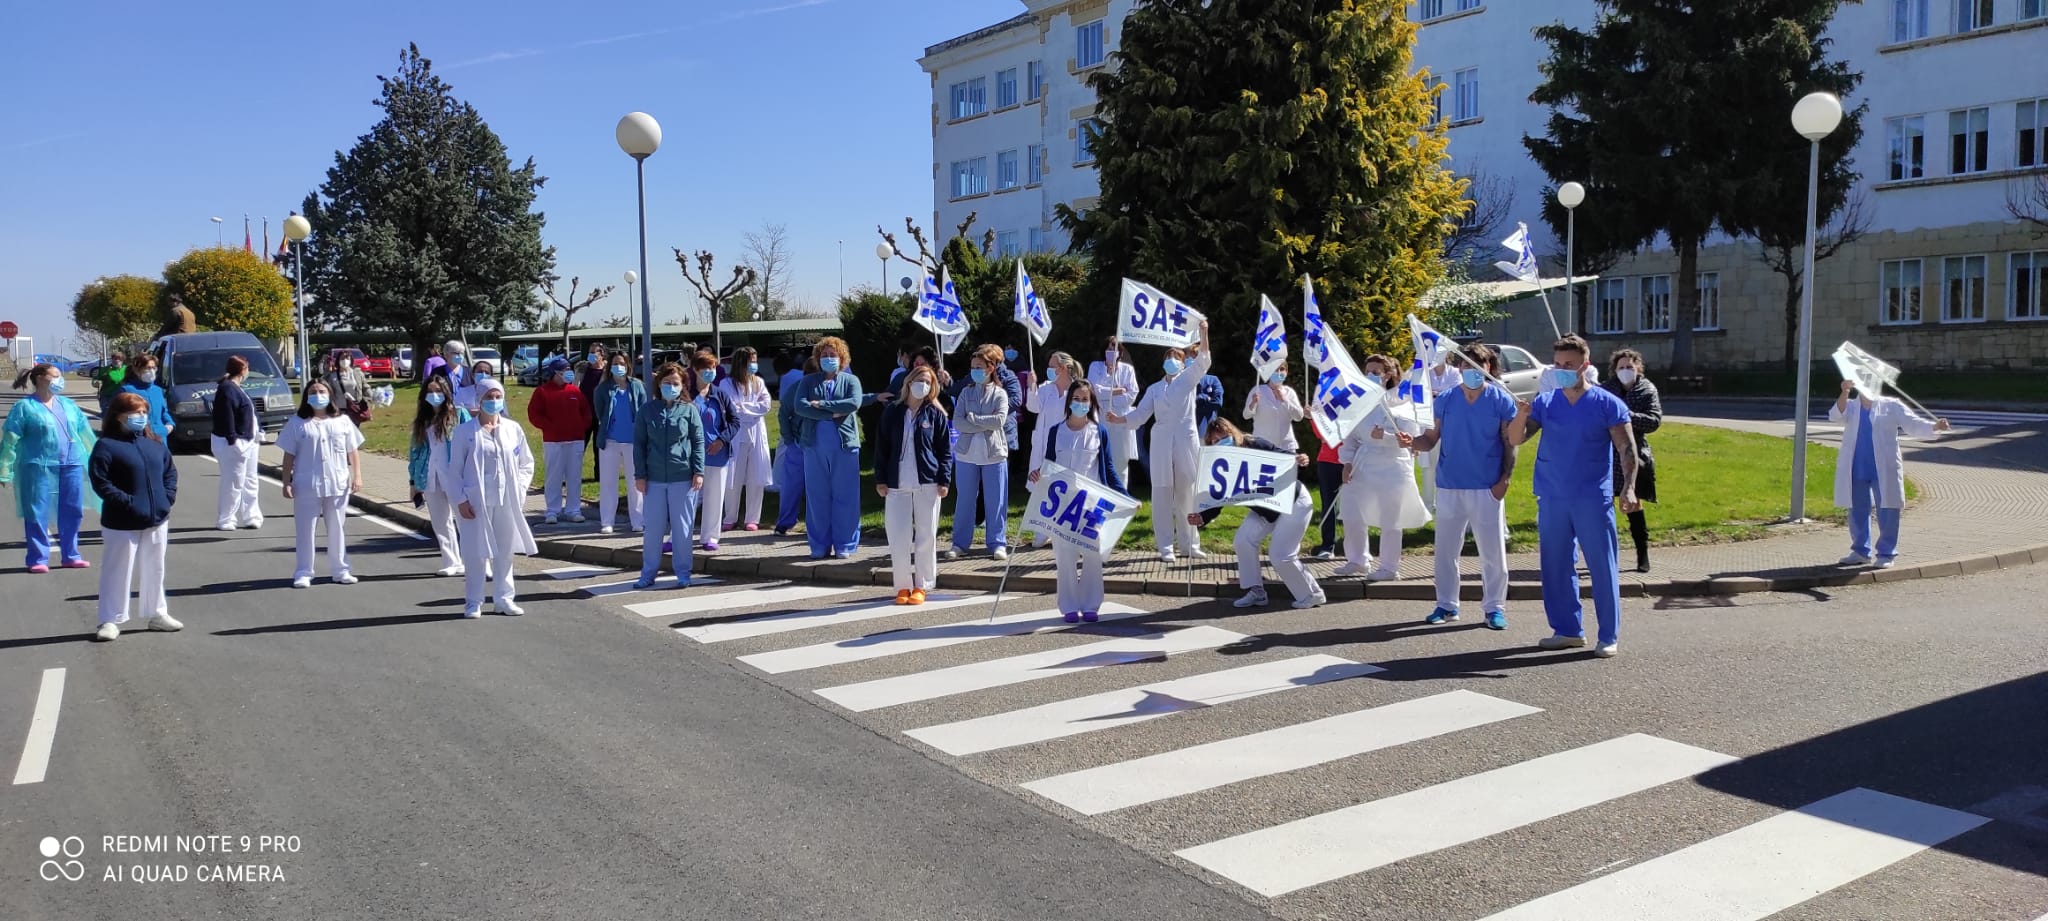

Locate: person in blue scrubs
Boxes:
[1,362,101,571]
[773,351,812,536]
[1508,335,1639,659]
[1828,377,1948,568]
[1408,345,1517,630]
[792,338,864,559]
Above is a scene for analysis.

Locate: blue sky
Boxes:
[0,0,1021,353]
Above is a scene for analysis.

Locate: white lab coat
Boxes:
[1829,396,1936,510]
[1026,378,1075,474]
[1242,383,1305,450]
[1087,360,1141,468]
[718,376,774,489]
[447,417,539,556]
[1338,401,1433,530]
[1122,349,1212,552]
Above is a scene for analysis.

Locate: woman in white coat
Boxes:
[449,380,539,618]
[1086,337,1141,489]
[717,347,773,531]
[1829,378,1947,568]
[1334,355,1432,580]
[1112,320,1212,561]
[1241,361,1304,450]
[277,380,364,589]
[407,374,469,576]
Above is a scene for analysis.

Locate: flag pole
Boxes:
[1533,282,1563,339]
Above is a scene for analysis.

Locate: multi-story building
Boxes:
[921,0,2048,369]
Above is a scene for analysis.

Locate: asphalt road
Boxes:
[5,406,2046,920]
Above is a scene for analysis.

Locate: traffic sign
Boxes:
[0,321,17,339]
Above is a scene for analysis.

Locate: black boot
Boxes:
[1628,510,1651,573]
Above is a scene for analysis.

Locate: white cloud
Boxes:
[447,49,546,69]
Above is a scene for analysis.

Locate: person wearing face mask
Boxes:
[1026,352,1083,548]
[945,344,1014,561]
[793,338,865,559]
[689,351,740,551]
[88,392,182,640]
[1335,355,1432,581]
[527,356,594,525]
[1507,335,1639,658]
[454,360,496,413]
[409,375,471,576]
[277,380,365,589]
[1110,320,1213,562]
[1408,345,1516,631]
[1600,349,1663,573]
[1032,381,1127,622]
[210,355,264,531]
[877,365,953,604]
[1829,376,1949,570]
[1201,417,1325,610]
[580,345,610,456]
[772,352,810,536]
[450,380,539,617]
[422,339,463,382]
[592,352,648,535]
[1,363,100,572]
[718,347,773,532]
[117,354,173,440]
[1243,361,1304,450]
[325,352,372,426]
[634,363,707,588]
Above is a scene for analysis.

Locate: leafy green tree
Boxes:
[297,44,554,364]
[835,289,917,386]
[162,248,296,339]
[1527,0,1862,373]
[1060,0,1467,389]
[72,274,163,346]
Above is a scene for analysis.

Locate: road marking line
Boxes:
[345,507,430,540]
[1475,788,1988,920]
[814,625,1245,713]
[678,593,984,643]
[543,564,619,580]
[625,584,853,620]
[1015,688,1524,813]
[579,576,726,597]
[13,668,65,785]
[736,604,1148,675]
[1174,733,1738,897]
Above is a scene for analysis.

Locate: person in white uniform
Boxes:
[1829,378,1948,568]
[1112,320,1212,561]
[88,392,182,641]
[1026,352,1083,548]
[1033,380,1127,623]
[277,380,364,589]
[1407,345,1517,631]
[209,355,264,530]
[718,347,774,531]
[877,366,952,604]
[1334,354,1432,580]
[449,381,539,618]
[1200,417,1325,609]
[1086,337,1141,490]
[1241,361,1304,450]
[408,374,469,576]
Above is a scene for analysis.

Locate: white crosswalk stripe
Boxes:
[814,625,1246,712]
[543,564,619,580]
[677,593,985,643]
[580,576,725,597]
[735,603,1148,675]
[624,584,849,619]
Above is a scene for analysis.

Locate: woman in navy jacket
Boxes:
[876,365,953,604]
[210,354,263,530]
[88,391,182,641]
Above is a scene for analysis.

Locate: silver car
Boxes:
[1489,343,1547,399]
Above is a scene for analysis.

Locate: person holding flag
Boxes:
[1200,417,1324,610]
[1243,360,1305,450]
[1111,318,1213,562]
[1031,380,1127,623]
[1335,355,1431,581]
[1408,344,1516,631]
[1829,372,1948,569]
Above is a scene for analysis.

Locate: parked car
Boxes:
[509,344,539,377]
[469,346,502,371]
[33,354,80,373]
[1489,343,1546,400]
[395,347,414,376]
[149,332,296,451]
[359,353,394,378]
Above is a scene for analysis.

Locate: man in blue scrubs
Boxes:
[773,351,810,536]
[1409,344,1518,630]
[1509,335,1638,658]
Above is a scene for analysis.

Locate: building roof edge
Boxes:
[921,12,1037,62]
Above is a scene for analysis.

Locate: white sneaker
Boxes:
[1158,549,1177,563]
[1367,569,1400,582]
[1233,588,1270,608]
[632,524,645,533]
[568,513,587,523]
[992,548,1009,562]
[243,519,264,529]
[291,577,312,589]
[599,526,615,535]
[1184,546,1210,559]
[498,602,525,617]
[147,614,183,632]
[1839,552,1872,566]
[217,524,238,532]
[1538,634,1589,650]
[1593,642,1619,658]
[1874,556,1897,569]
[1312,549,1336,560]
[943,548,962,561]
[544,514,559,525]
[462,607,482,620]
[95,622,120,642]
[334,573,359,586]
[436,566,464,577]
[1331,562,1369,577]
[1291,589,1329,610]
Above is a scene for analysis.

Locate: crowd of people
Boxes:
[1,322,1953,654]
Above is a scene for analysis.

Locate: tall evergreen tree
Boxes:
[1526,1,1860,373]
[298,44,553,360]
[1060,0,1467,378]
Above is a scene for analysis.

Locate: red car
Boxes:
[324,348,394,379]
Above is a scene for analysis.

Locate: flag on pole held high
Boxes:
[1833,341,1901,400]
[1494,222,1539,283]
[1196,444,1300,515]
[1116,278,1202,349]
[1302,277,1329,374]
[1022,462,1141,555]
[1307,320,1385,444]
[243,216,253,254]
[918,266,972,354]
[1250,294,1288,380]
[1014,260,1051,346]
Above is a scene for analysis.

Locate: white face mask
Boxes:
[910,381,932,400]
[1617,367,1638,386]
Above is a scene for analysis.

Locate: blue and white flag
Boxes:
[1197,445,1299,515]
[1496,222,1539,283]
[1393,358,1436,430]
[1302,276,1330,374]
[1022,462,1141,555]
[1308,322,1385,445]
[1014,260,1052,346]
[1251,294,1288,380]
[919,266,971,354]
[1117,278,1202,349]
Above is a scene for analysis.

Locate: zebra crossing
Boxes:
[554,568,2003,919]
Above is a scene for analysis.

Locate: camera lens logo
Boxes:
[39,836,85,882]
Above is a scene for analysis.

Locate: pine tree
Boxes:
[1060,0,1467,381]
[1526,1,1861,373]
[298,44,554,363]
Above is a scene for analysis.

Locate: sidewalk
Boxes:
[256,421,2048,601]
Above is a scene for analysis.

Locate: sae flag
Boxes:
[1392,358,1436,430]
[1023,463,1141,555]
[1117,279,1202,349]
[1308,323,1385,445]
[1302,276,1331,374]
[1834,341,1901,399]
[1014,260,1052,346]
[1407,313,1459,370]
[1197,445,1299,515]
[918,267,972,354]
[1495,222,1540,283]
[1251,294,1288,380]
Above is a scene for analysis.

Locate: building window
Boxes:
[950,157,988,199]
[1638,275,1673,332]
[1885,115,1925,180]
[1027,61,1045,101]
[1695,273,1722,330]
[1452,68,1480,121]
[1076,20,1106,69]
[1881,259,1924,325]
[2012,251,2048,320]
[1957,0,1994,31]
[949,77,986,120]
[1028,227,1047,253]
[1949,107,1989,174]
[1026,144,1045,185]
[1893,0,1931,38]
[996,68,1018,109]
[1426,76,1445,126]
[1416,0,1445,19]
[1941,255,1987,322]
[1457,0,1482,9]
[1076,118,1101,164]
[2025,0,2046,20]
[997,231,1022,258]
[1596,279,1627,334]
[2019,99,2045,168]
[996,149,1020,190]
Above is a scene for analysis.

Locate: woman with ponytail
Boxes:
[0,363,99,571]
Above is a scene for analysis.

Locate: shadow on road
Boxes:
[213,612,461,634]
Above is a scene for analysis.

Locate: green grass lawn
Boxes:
[1702,369,2048,406]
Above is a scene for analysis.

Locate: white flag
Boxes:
[1014,260,1051,346]
[1302,276,1330,374]
[1393,358,1436,430]
[1116,278,1201,349]
[1197,445,1300,515]
[1497,222,1539,283]
[918,266,971,354]
[1308,323,1385,444]
[1251,294,1288,380]
[1833,341,1900,400]
[1022,462,1141,555]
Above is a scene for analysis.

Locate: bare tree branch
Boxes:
[740,222,796,321]
[673,249,759,331]
[542,274,615,355]
[1442,167,1517,262]
[1758,190,1873,370]
[2008,169,2048,236]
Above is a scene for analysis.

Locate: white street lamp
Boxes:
[874,242,895,293]
[282,214,313,389]
[623,269,638,337]
[617,112,662,381]
[210,216,224,248]
[1557,181,1586,333]
[1788,91,1843,522]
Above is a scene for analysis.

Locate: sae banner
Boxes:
[1117,278,1202,349]
[1023,463,1141,555]
[1251,294,1288,380]
[1308,323,1385,444]
[1834,341,1900,399]
[918,267,972,354]
[1197,445,1299,515]
[1014,260,1052,346]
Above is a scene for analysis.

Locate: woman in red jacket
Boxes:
[527,356,593,525]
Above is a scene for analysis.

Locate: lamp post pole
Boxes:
[282,214,312,390]
[1558,182,1585,334]
[617,112,663,382]
[1789,92,1843,523]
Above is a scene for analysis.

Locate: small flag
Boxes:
[1303,276,1330,374]
[1014,260,1051,346]
[262,217,270,259]
[918,266,971,354]
[1833,341,1900,400]
[1251,294,1288,381]
[1116,279,1201,349]
[244,215,253,254]
[1308,322,1384,445]
[1497,222,1538,283]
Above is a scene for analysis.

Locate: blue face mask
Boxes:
[1047,366,1060,382]
[660,383,683,401]
[1550,367,1581,389]
[125,414,148,432]
[425,392,446,407]
[748,362,759,374]
[1004,349,1018,362]
[821,357,841,374]
[481,398,505,415]
[47,376,66,393]
[1162,358,1184,377]
[971,368,989,385]
[1069,401,1090,418]
[308,393,331,409]
[699,369,717,385]
[1215,436,1235,447]
[558,370,574,384]
[1462,368,1484,390]
[1269,372,1286,385]
[611,364,627,377]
